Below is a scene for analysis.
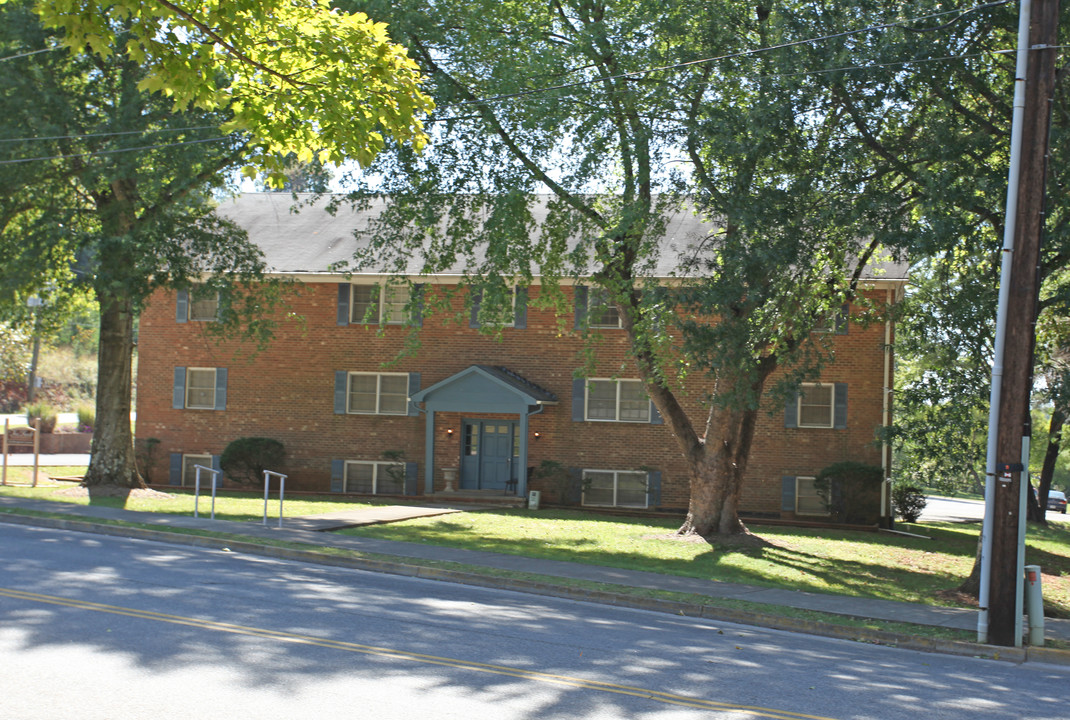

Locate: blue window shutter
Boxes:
[408,372,421,416]
[568,467,583,504]
[782,476,796,512]
[784,392,799,428]
[214,368,227,410]
[834,383,848,429]
[646,470,662,508]
[514,287,528,329]
[404,462,418,495]
[649,400,663,425]
[169,453,182,486]
[469,289,482,328]
[334,371,348,414]
[176,290,189,323]
[337,284,350,325]
[835,303,849,335]
[173,367,186,409]
[574,285,588,329]
[412,284,424,327]
[571,378,586,421]
[331,459,344,493]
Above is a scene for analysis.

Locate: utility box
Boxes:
[528,490,541,510]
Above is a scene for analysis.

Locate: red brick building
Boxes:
[135,193,906,524]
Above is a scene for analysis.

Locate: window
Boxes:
[181,454,214,488]
[188,286,219,321]
[797,383,834,428]
[588,288,622,328]
[470,285,526,328]
[350,284,411,325]
[347,372,409,415]
[795,476,829,515]
[586,379,649,422]
[812,304,848,334]
[343,461,405,494]
[173,366,226,410]
[186,368,218,409]
[582,470,648,508]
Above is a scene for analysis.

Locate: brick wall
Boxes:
[136,281,895,517]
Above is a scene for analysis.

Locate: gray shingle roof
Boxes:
[215,193,908,281]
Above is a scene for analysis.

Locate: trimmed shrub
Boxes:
[814,461,885,525]
[220,437,285,485]
[25,401,57,434]
[76,404,95,432]
[892,485,928,523]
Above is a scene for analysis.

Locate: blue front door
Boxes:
[460,420,517,491]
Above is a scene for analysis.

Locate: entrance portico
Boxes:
[409,365,558,496]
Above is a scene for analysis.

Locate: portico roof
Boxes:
[411,365,558,414]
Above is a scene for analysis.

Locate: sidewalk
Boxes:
[1,494,1068,659]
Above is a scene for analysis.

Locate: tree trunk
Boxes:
[677,404,759,537]
[1035,407,1066,522]
[958,529,983,597]
[83,291,144,488]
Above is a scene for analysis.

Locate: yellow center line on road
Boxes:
[1,586,838,720]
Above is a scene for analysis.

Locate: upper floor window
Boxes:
[586,379,649,422]
[176,286,218,323]
[347,372,409,415]
[587,288,622,328]
[351,284,411,325]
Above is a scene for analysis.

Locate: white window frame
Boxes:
[581,469,649,508]
[187,286,219,322]
[343,460,406,494]
[795,476,830,516]
[185,368,217,410]
[346,372,409,415]
[797,383,835,428]
[588,288,622,329]
[585,379,649,422]
[349,283,411,325]
[181,454,213,488]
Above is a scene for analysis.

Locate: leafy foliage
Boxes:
[37,0,434,183]
[814,462,885,525]
[891,485,927,524]
[220,437,286,485]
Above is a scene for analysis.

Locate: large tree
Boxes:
[335,0,920,535]
[2,0,432,486]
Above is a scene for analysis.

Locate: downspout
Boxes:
[882,287,893,526]
[979,0,1031,645]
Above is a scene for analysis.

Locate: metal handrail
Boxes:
[192,464,222,519]
[262,470,287,528]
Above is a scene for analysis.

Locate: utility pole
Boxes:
[986,0,1060,647]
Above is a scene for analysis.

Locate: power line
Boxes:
[0,46,61,62]
[0,126,224,144]
[0,136,236,165]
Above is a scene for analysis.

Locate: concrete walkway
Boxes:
[2,494,1068,654]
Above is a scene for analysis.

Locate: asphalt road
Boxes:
[921,496,1070,524]
[1,523,1067,720]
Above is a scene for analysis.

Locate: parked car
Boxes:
[1048,490,1067,514]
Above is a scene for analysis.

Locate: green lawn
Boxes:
[341,508,1070,612]
[0,475,374,522]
